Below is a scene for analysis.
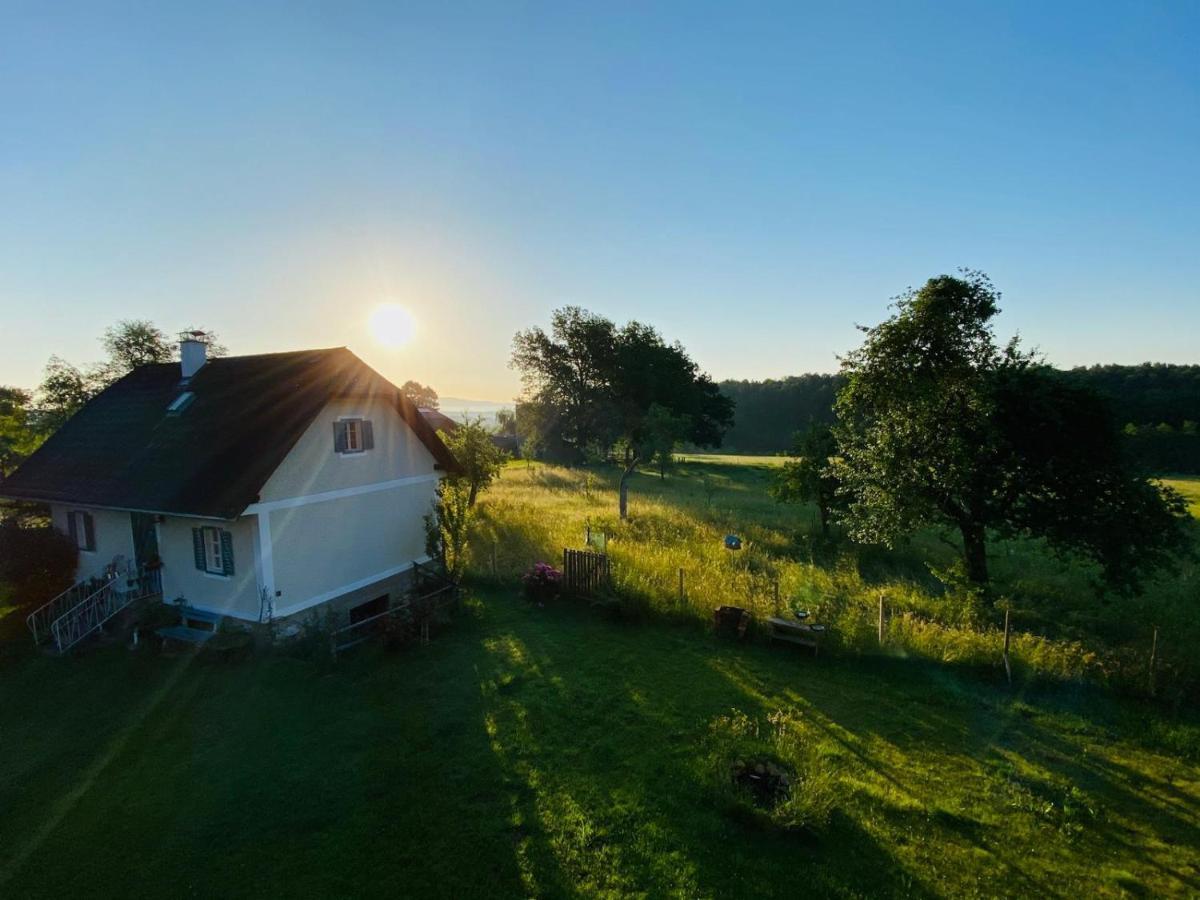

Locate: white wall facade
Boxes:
[50,504,137,582]
[249,395,441,620]
[158,514,261,620]
[257,395,437,502]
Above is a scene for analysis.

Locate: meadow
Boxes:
[468,458,1200,706]
[2,589,1199,897]
[1,458,1198,897]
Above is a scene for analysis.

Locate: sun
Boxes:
[368,303,416,348]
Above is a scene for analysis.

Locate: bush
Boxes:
[705,708,841,833]
[0,519,77,605]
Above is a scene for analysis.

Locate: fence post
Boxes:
[878,594,885,646]
[1002,609,1012,686]
[1148,625,1159,696]
[678,568,685,607]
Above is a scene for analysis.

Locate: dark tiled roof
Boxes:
[418,408,459,433]
[1,348,460,519]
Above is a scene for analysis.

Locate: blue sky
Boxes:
[1,1,1197,401]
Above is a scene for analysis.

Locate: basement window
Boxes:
[349,594,389,624]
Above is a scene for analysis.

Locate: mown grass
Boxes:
[468,460,1200,703]
[1,592,1198,897]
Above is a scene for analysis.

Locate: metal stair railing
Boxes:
[47,567,163,655]
[26,576,111,646]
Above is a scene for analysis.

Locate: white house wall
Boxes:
[158,515,261,620]
[268,479,436,617]
[257,396,437,503]
[50,504,137,582]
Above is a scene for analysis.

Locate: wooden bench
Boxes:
[157,606,223,648]
[766,616,825,657]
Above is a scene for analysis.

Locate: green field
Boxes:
[1,461,1198,897]
[471,460,1200,701]
[2,592,1198,897]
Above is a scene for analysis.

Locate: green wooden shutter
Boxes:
[333,420,348,452]
[83,513,96,552]
[68,512,78,546]
[220,530,235,576]
[192,528,206,570]
[362,419,374,450]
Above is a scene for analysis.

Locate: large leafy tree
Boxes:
[771,423,843,538]
[401,380,439,409]
[833,271,1189,591]
[512,307,732,518]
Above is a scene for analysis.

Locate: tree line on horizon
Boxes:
[719,363,1200,474]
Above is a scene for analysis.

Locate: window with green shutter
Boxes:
[334,417,374,454]
[194,526,234,576]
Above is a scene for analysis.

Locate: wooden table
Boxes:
[766,616,823,656]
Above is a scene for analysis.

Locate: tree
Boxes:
[511,307,620,461]
[425,478,472,581]
[0,387,41,477]
[495,408,517,438]
[771,423,842,538]
[512,307,733,518]
[438,418,507,508]
[401,380,439,409]
[100,319,174,375]
[33,356,107,434]
[832,271,1190,591]
[643,403,689,479]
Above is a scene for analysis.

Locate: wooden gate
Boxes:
[562,548,610,596]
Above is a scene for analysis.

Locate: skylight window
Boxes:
[167,391,195,415]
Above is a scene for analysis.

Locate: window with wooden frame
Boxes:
[67,510,96,552]
[333,417,374,455]
[191,526,234,576]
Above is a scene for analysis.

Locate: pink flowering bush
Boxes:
[522,562,562,603]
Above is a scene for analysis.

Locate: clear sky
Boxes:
[2,1,1197,402]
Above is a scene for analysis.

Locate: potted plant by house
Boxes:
[521,562,562,606]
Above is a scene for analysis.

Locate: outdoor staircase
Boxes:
[26,566,163,655]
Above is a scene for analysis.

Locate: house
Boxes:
[418,407,459,434]
[2,335,461,644]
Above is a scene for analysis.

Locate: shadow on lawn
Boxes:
[475,600,938,897]
[708,647,1200,896]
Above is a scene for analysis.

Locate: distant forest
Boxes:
[719,363,1200,474]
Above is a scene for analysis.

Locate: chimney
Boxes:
[179,330,209,380]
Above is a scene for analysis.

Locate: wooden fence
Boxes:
[562,548,610,596]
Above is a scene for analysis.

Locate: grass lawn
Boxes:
[1163,477,1200,518]
[2,591,1199,898]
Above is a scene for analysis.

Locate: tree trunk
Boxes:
[959,519,989,585]
[818,502,830,539]
[619,455,639,519]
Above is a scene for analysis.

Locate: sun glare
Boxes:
[369,303,416,348]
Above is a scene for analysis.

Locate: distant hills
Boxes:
[437,397,512,426]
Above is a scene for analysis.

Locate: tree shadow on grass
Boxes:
[474,597,941,897]
[707,646,1200,896]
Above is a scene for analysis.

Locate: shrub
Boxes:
[705,708,841,832]
[0,519,77,605]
